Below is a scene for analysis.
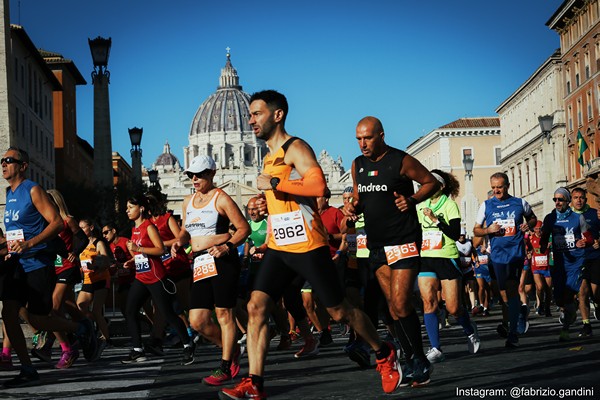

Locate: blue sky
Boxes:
[10,0,563,171]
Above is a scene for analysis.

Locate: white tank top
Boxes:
[184,189,229,238]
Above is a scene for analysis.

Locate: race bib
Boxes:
[135,254,151,274]
[460,256,472,268]
[384,242,418,265]
[495,218,516,236]
[346,234,357,254]
[357,234,367,250]
[271,210,308,246]
[6,229,24,253]
[534,255,548,267]
[422,231,443,251]
[564,234,576,246]
[55,255,63,268]
[478,255,488,265]
[80,258,92,273]
[193,253,218,282]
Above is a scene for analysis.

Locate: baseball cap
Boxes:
[186,155,216,173]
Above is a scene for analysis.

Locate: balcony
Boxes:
[583,156,600,175]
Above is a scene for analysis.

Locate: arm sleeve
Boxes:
[276,166,327,197]
[438,218,461,241]
[72,229,88,255]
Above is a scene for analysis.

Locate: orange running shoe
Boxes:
[219,377,267,399]
[375,342,401,394]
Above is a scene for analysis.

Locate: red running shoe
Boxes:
[375,342,401,394]
[219,377,267,399]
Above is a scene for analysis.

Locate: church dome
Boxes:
[154,142,181,169]
[189,50,252,136]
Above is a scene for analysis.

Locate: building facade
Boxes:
[406,118,501,236]
[496,50,567,217]
[547,0,600,202]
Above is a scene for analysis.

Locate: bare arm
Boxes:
[172,195,192,256]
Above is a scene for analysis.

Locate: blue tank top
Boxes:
[577,207,600,260]
[543,209,587,269]
[476,196,532,265]
[4,179,50,272]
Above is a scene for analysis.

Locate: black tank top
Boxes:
[354,147,421,248]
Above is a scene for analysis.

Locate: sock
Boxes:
[183,343,192,348]
[507,297,520,334]
[375,342,391,360]
[134,347,144,353]
[583,319,590,325]
[455,309,474,336]
[2,347,10,357]
[221,359,232,374]
[399,309,426,360]
[60,342,71,352]
[250,374,264,391]
[423,312,441,349]
[393,320,414,360]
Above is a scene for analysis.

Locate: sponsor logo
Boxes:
[367,171,378,176]
[358,183,388,193]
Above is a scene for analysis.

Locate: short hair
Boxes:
[490,172,509,186]
[571,187,587,196]
[250,90,288,123]
[7,146,29,163]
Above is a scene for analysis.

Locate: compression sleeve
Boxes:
[438,218,462,241]
[276,166,327,197]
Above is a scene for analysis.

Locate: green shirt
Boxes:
[416,195,460,259]
[248,219,268,248]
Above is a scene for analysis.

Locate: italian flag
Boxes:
[368,171,378,176]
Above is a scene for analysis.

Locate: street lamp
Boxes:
[148,169,159,187]
[463,154,474,178]
[128,127,143,187]
[538,114,554,143]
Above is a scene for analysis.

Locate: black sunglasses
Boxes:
[1,157,23,165]
[552,197,567,202]
[186,170,211,180]
[102,230,111,235]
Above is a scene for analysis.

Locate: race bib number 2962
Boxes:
[270,210,308,246]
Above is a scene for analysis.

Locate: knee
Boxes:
[421,297,437,313]
[247,299,268,320]
[445,304,459,316]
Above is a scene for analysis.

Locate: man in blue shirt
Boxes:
[473,172,537,348]
[1,147,97,387]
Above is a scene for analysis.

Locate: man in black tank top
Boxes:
[347,116,440,387]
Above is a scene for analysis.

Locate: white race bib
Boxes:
[270,210,308,246]
[134,254,151,273]
[193,253,218,282]
[6,229,24,253]
[422,230,443,251]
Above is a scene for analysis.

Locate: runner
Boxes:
[220,92,401,399]
[172,155,250,385]
[526,221,553,318]
[473,172,537,348]
[474,240,492,316]
[121,194,194,365]
[1,147,97,387]
[456,233,479,315]
[416,169,480,363]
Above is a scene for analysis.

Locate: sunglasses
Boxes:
[1,157,23,165]
[102,230,111,235]
[186,170,211,180]
[552,197,567,202]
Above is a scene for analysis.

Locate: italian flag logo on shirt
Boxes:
[368,171,378,176]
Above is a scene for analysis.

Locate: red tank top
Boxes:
[54,219,78,275]
[152,213,190,277]
[131,219,166,284]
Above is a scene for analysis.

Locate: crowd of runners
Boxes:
[0,90,598,399]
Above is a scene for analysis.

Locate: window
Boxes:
[494,147,501,165]
[568,105,573,131]
[525,160,530,193]
[588,91,593,120]
[576,60,580,87]
[578,98,583,126]
[517,164,523,196]
[533,154,539,189]
[585,52,591,78]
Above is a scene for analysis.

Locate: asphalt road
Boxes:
[1,309,598,400]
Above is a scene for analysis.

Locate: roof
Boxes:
[39,49,87,85]
[438,117,500,129]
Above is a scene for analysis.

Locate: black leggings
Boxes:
[125,279,190,349]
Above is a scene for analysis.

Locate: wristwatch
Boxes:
[270,177,281,191]
[224,242,236,253]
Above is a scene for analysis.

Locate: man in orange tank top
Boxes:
[219,91,402,400]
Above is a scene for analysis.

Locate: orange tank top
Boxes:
[263,137,328,253]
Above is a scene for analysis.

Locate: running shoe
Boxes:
[237,333,247,346]
[3,366,40,388]
[276,334,292,351]
[471,306,480,317]
[219,377,267,399]
[31,344,53,363]
[340,323,351,336]
[482,308,490,317]
[559,329,570,342]
[318,329,334,347]
[56,349,79,369]
[32,331,48,350]
[467,322,481,354]
[496,323,509,338]
[181,344,195,366]
[347,341,371,368]
[76,319,99,361]
[437,307,447,330]
[203,368,232,386]
[294,336,319,358]
[144,338,165,356]
[230,346,241,378]
[578,323,593,337]
[94,339,108,361]
[400,357,414,387]
[121,350,147,364]
[505,332,519,348]
[411,357,432,387]
[375,342,401,394]
[593,302,599,321]
[517,305,530,334]
[425,347,445,363]
[0,353,13,371]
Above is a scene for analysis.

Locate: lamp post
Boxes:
[89,36,113,190]
[538,114,554,143]
[462,154,475,237]
[128,127,143,188]
[148,169,159,189]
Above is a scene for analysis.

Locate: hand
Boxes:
[257,174,273,191]
[123,259,134,269]
[9,240,32,254]
[422,207,437,224]
[249,246,256,256]
[208,243,229,258]
[255,195,268,216]
[393,192,412,212]
[171,241,181,257]
[520,223,530,232]
[486,222,501,236]
[576,238,587,248]
[593,239,600,250]
[126,240,137,252]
